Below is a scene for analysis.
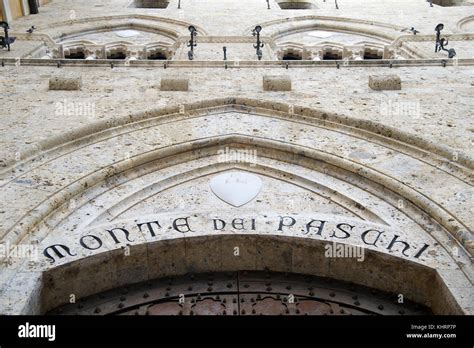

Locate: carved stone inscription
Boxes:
[42,213,431,265]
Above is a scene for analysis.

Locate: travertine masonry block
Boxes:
[369,75,401,90]
[161,76,189,91]
[263,75,292,91]
[49,75,82,91]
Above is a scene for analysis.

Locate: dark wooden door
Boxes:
[49,271,431,315]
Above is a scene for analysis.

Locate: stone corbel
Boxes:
[164,48,174,59]
[275,48,284,60]
[84,45,103,60]
[311,50,324,61]
[383,45,397,59]
[41,48,54,59]
[53,47,62,59]
[303,47,323,61]
[62,47,71,57]
[124,49,135,60]
[344,45,364,60]
[126,46,146,60]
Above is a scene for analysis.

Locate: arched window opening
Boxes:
[323,51,342,60]
[364,49,383,60]
[277,1,317,9]
[107,51,127,60]
[430,0,472,6]
[148,51,168,60]
[282,51,302,60]
[65,50,86,59]
[130,0,170,8]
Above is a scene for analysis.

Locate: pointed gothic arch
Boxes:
[0,98,471,315]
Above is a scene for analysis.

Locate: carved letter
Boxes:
[80,234,103,250]
[232,218,245,230]
[361,229,384,247]
[305,219,326,236]
[386,235,411,257]
[213,219,226,230]
[43,244,77,264]
[251,218,256,230]
[106,227,134,244]
[331,223,353,239]
[173,217,194,233]
[278,216,296,231]
[137,221,162,237]
[414,243,430,259]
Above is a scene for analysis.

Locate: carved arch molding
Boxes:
[0,98,472,315]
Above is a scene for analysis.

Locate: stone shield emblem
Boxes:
[210,172,263,207]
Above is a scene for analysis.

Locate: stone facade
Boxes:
[0,0,473,315]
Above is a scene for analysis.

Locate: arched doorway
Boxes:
[0,99,471,315]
